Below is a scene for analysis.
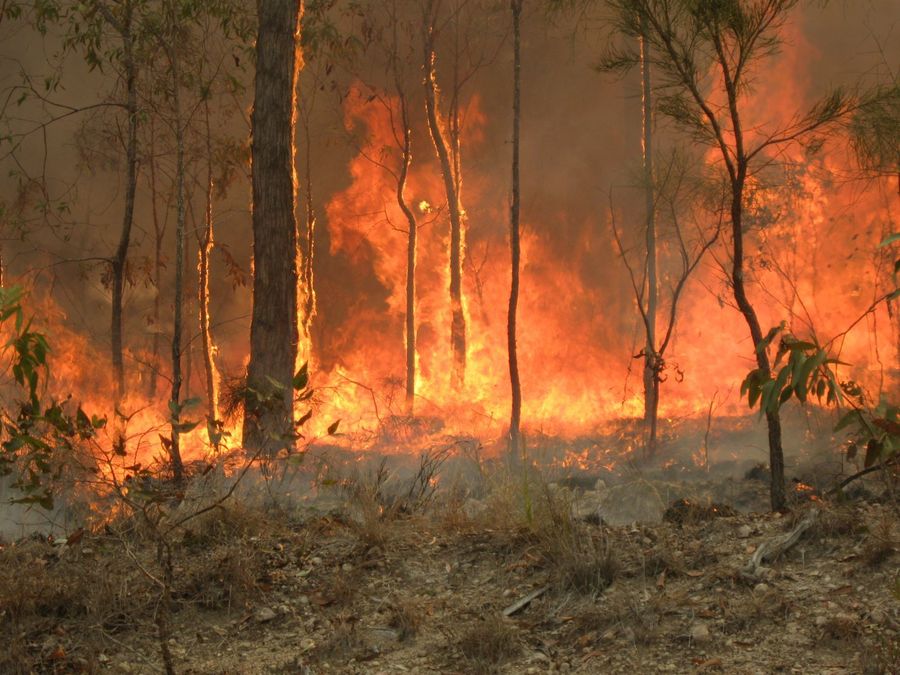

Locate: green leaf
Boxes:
[173,420,201,434]
[864,439,882,468]
[796,350,826,402]
[878,232,900,247]
[293,362,310,390]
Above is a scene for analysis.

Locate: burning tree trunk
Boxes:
[395,91,419,413]
[198,98,220,439]
[103,0,139,404]
[243,0,302,455]
[639,25,661,458]
[423,0,467,389]
[299,115,317,359]
[508,0,523,458]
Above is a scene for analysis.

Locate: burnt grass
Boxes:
[1,474,898,675]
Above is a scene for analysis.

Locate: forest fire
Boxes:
[0,0,895,495]
[1,2,898,673]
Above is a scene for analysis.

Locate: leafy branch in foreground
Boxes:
[742,232,900,478]
[0,285,106,509]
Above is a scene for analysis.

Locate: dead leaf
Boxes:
[694,657,723,670]
[656,569,667,589]
[66,528,84,546]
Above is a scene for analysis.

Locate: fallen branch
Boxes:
[826,457,898,497]
[743,508,819,577]
[502,585,549,617]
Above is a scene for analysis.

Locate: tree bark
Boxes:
[110,0,138,403]
[395,92,418,413]
[423,2,467,389]
[299,111,316,357]
[731,170,785,510]
[242,0,302,455]
[147,117,165,399]
[168,28,186,486]
[640,25,660,458]
[199,98,220,436]
[508,0,523,458]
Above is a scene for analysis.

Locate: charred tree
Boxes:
[299,113,317,358]
[508,0,523,458]
[423,0,467,389]
[396,90,419,413]
[164,13,186,486]
[198,98,220,437]
[243,0,303,455]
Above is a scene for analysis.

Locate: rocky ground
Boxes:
[1,459,897,675]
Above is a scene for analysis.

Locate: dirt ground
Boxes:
[1,465,898,675]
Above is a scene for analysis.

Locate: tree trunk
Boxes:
[168,34,186,486]
[640,25,659,458]
[243,0,302,455]
[731,169,785,510]
[395,92,418,413]
[198,99,219,438]
[508,0,523,458]
[423,4,467,389]
[299,114,316,358]
[110,0,138,404]
[148,118,164,399]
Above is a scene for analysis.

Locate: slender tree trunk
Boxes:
[640,25,660,458]
[731,168,785,510]
[508,0,523,458]
[110,0,138,403]
[299,115,316,355]
[198,98,219,436]
[243,0,302,455]
[148,118,164,399]
[168,34,186,486]
[423,5,467,389]
[394,92,418,413]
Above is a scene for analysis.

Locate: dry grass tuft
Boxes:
[457,614,520,673]
[529,486,619,595]
[387,597,422,640]
[0,538,155,673]
[861,515,896,567]
[811,502,864,539]
[860,636,900,675]
[662,498,736,526]
[820,614,864,642]
[179,545,262,610]
[311,612,362,661]
[722,589,792,634]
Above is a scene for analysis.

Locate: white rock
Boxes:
[691,622,711,643]
[255,607,277,623]
[737,525,752,539]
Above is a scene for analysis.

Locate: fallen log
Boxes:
[743,508,819,577]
